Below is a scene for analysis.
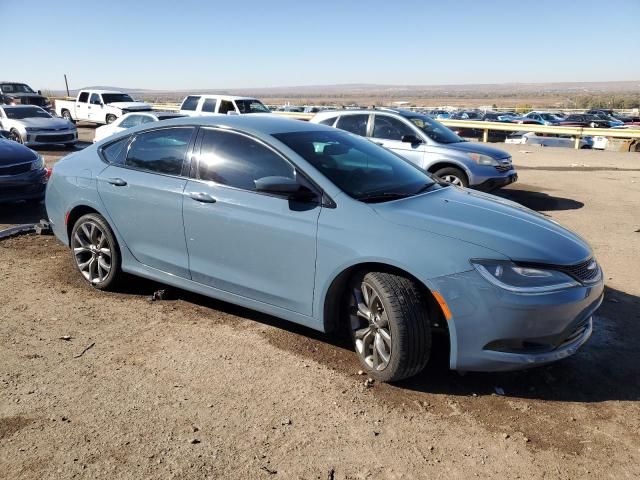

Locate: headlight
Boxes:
[31,154,45,171]
[467,153,499,166]
[472,260,578,293]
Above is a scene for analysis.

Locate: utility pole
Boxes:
[64,74,70,97]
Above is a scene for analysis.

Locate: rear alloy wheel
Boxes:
[106,114,117,124]
[71,213,122,290]
[9,129,23,144]
[348,271,431,382]
[433,166,468,187]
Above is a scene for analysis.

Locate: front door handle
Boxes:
[106,177,127,186]
[188,192,216,203]
[373,141,384,146]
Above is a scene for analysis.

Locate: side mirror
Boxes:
[38,90,42,95]
[254,176,317,201]
[401,134,423,145]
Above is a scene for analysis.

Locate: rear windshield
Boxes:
[3,107,51,119]
[1,83,35,94]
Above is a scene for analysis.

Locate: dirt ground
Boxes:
[0,130,639,479]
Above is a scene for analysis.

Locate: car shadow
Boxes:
[0,201,46,226]
[116,276,639,403]
[495,184,584,211]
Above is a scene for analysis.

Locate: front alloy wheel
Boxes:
[352,281,392,371]
[348,271,432,382]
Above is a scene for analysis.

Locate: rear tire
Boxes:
[70,213,122,291]
[433,166,468,187]
[106,114,117,124]
[348,271,432,382]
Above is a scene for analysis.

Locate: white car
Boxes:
[505,131,593,149]
[93,111,185,143]
[0,105,77,147]
[55,90,152,125]
[179,94,270,116]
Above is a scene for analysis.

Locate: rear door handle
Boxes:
[188,192,216,203]
[106,177,127,186]
[373,142,384,146]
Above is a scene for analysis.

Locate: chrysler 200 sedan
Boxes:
[45,116,604,382]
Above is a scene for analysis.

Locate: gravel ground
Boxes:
[1,131,639,479]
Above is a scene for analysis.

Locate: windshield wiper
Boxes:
[357,192,414,203]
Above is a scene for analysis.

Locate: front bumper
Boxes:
[474,172,518,192]
[24,130,78,146]
[430,269,604,372]
[0,168,48,203]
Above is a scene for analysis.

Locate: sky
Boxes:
[2,0,639,91]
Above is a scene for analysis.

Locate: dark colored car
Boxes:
[561,114,611,128]
[0,82,52,113]
[586,109,639,123]
[0,130,49,203]
[450,110,483,120]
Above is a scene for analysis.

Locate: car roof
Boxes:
[112,114,334,137]
[313,107,415,118]
[0,104,44,109]
[81,90,130,95]
[183,94,261,101]
[124,111,183,118]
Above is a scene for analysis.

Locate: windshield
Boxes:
[235,99,270,114]
[540,113,562,121]
[273,130,439,201]
[3,107,51,119]
[1,83,35,94]
[101,93,135,104]
[404,114,464,144]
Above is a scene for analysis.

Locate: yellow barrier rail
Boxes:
[440,119,640,149]
[50,97,640,149]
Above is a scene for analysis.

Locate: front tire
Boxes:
[433,166,468,187]
[70,213,122,290]
[348,271,431,382]
[61,110,75,124]
[106,114,117,124]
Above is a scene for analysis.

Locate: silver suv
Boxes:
[311,108,517,190]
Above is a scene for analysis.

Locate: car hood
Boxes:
[373,187,592,265]
[442,141,511,160]
[19,117,75,129]
[107,101,152,111]
[0,138,38,164]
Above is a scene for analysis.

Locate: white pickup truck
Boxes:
[55,90,152,125]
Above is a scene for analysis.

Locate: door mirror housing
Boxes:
[254,176,317,201]
[401,134,423,145]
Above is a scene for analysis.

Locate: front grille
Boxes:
[34,134,74,143]
[495,163,513,172]
[0,162,31,176]
[556,258,600,283]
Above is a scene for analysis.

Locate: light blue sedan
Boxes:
[45,115,604,382]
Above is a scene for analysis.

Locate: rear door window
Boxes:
[318,116,338,127]
[201,98,217,113]
[181,96,200,111]
[101,137,130,165]
[335,114,368,136]
[125,127,195,175]
[78,92,89,103]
